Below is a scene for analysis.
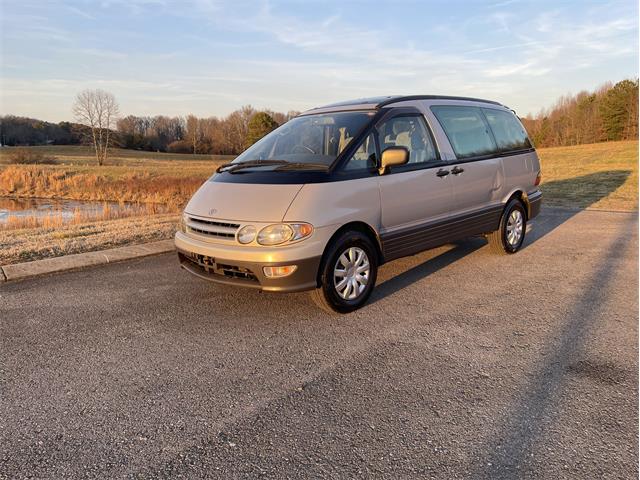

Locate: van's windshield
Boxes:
[222,111,375,172]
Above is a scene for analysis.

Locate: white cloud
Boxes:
[66,5,96,20]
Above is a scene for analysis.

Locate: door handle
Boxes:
[436,169,450,177]
[451,166,465,175]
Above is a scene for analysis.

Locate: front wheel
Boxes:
[487,199,527,254]
[310,231,378,314]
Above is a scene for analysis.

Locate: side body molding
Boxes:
[380,204,503,261]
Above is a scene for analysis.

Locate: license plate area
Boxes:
[182,251,257,282]
[191,253,216,271]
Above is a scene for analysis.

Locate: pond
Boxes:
[0,197,146,224]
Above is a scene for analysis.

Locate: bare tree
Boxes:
[185,114,201,154]
[73,89,120,165]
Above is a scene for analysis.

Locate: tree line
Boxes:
[0,104,296,157]
[0,116,87,146]
[116,106,292,155]
[521,79,638,148]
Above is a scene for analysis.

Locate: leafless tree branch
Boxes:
[72,89,120,166]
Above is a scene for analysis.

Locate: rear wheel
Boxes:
[487,199,527,254]
[311,230,378,314]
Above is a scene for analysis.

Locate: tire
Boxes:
[310,230,378,314]
[487,198,527,254]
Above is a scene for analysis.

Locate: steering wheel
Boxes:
[292,144,315,154]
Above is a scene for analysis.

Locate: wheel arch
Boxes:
[502,189,531,219]
[315,221,383,286]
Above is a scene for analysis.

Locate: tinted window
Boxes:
[343,133,377,171]
[431,106,497,159]
[482,108,532,152]
[377,115,439,168]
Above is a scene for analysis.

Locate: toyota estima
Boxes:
[176,95,542,313]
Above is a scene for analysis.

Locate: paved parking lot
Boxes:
[1,207,637,479]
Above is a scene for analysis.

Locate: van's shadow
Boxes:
[369,170,631,305]
[522,170,630,248]
[369,238,485,304]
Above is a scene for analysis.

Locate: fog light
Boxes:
[263,265,297,278]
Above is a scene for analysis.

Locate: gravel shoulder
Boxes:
[0,207,637,479]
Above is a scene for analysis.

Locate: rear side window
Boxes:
[430,106,497,159]
[481,108,532,153]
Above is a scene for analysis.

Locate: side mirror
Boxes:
[379,147,409,175]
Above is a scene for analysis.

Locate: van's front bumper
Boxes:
[174,231,324,293]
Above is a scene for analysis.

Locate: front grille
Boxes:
[186,216,240,239]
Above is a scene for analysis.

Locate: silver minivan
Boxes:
[175,96,542,313]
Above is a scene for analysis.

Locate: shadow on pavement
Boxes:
[473,214,637,479]
[524,170,631,248]
[370,170,632,304]
[368,238,486,305]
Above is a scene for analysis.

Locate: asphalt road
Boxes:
[1,207,638,479]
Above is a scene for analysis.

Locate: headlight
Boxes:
[257,223,313,246]
[257,224,293,245]
[179,213,188,233]
[237,225,257,244]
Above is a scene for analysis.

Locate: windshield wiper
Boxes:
[273,162,329,171]
[216,159,290,173]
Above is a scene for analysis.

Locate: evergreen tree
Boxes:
[599,79,638,141]
[245,112,278,149]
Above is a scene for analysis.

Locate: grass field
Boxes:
[0,141,637,265]
[537,140,638,211]
[0,145,233,166]
[0,146,232,207]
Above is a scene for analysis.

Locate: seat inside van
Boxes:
[381,118,434,164]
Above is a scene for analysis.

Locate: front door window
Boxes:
[377,115,439,169]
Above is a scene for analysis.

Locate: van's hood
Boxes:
[184,180,304,222]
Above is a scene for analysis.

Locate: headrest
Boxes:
[392,120,410,135]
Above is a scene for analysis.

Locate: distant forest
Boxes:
[1,78,637,154]
[0,106,297,155]
[521,79,638,147]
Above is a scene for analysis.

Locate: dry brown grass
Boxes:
[538,140,638,211]
[0,165,210,208]
[6,148,58,165]
[0,149,220,265]
[0,145,227,209]
[0,214,179,265]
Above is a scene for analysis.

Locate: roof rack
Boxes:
[376,95,503,107]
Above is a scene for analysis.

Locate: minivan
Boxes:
[175,95,542,313]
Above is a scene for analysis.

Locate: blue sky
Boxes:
[1,0,638,122]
